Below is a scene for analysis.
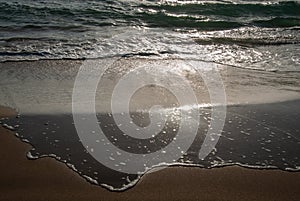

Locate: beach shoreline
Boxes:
[0,59,299,198]
[1,106,300,201]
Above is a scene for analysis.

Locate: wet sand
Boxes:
[1,107,300,201]
[1,59,300,115]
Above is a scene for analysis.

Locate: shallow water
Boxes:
[1,100,300,190]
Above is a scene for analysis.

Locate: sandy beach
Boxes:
[1,106,300,201]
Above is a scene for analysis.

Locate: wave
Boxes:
[1,1,300,30]
[194,36,300,47]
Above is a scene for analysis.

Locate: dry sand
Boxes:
[1,106,300,201]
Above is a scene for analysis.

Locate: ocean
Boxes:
[0,0,300,191]
[0,0,299,71]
